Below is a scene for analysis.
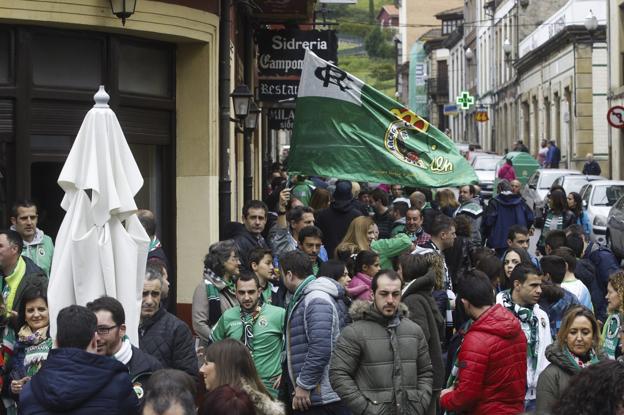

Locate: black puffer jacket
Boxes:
[128,345,163,385]
[138,307,198,379]
[316,199,363,257]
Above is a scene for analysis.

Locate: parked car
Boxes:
[551,174,606,195]
[607,194,624,260]
[523,169,582,212]
[579,180,624,244]
[471,153,502,198]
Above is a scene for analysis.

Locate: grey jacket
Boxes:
[535,343,606,414]
[329,301,433,415]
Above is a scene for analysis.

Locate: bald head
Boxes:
[410,191,426,210]
[138,209,157,238]
[511,180,522,194]
[586,153,594,162]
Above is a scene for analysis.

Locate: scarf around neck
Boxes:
[114,336,133,365]
[203,267,236,327]
[501,290,539,368]
[240,304,262,352]
[563,345,600,370]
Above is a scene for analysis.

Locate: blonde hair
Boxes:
[556,306,600,351]
[335,216,375,256]
[435,189,459,209]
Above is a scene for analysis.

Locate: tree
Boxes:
[365,26,394,59]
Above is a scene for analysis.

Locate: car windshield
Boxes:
[563,177,589,194]
[473,157,500,170]
[540,173,568,189]
[591,185,624,206]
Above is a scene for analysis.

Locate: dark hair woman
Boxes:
[567,191,591,236]
[536,189,576,254]
[500,247,533,290]
[7,285,52,401]
[318,259,352,325]
[536,306,606,413]
[201,385,257,415]
[199,339,284,415]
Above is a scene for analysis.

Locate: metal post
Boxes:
[244,129,253,204]
[218,0,232,238]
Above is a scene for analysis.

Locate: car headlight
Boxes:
[594,215,607,227]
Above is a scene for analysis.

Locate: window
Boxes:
[0,30,11,85]
[119,42,173,97]
[31,33,103,89]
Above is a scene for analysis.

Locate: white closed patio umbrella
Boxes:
[48,86,150,345]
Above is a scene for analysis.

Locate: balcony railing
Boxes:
[427,77,449,96]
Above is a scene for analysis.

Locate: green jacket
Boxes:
[536,343,606,413]
[19,228,54,277]
[211,303,285,397]
[329,301,433,415]
[371,233,412,270]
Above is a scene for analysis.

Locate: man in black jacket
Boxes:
[87,296,163,399]
[0,229,48,313]
[371,188,394,240]
[582,153,602,176]
[139,271,198,379]
[233,200,269,270]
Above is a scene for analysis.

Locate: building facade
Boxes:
[0,0,316,322]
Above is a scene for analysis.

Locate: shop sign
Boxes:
[443,104,459,116]
[475,110,489,122]
[267,108,295,130]
[258,79,300,102]
[256,29,338,77]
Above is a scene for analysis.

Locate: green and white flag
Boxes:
[289,50,478,187]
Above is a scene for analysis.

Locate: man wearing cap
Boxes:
[316,180,363,258]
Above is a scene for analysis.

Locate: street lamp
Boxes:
[244,101,260,133]
[109,0,137,25]
[230,84,254,122]
[503,38,512,56]
[242,100,260,204]
[465,47,474,61]
[584,9,598,32]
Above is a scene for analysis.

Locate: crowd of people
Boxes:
[1,166,624,415]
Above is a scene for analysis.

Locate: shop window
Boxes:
[31,33,103,89]
[119,42,172,97]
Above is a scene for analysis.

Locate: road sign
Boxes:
[607,106,624,129]
[456,91,474,110]
[475,111,489,122]
[444,104,459,116]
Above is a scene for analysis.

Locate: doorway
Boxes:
[30,162,64,240]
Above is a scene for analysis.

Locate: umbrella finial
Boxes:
[93,85,110,108]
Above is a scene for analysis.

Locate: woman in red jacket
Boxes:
[498,158,517,181]
[440,271,527,415]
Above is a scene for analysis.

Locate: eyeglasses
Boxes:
[96,325,118,335]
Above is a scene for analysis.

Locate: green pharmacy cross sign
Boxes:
[456,91,475,110]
